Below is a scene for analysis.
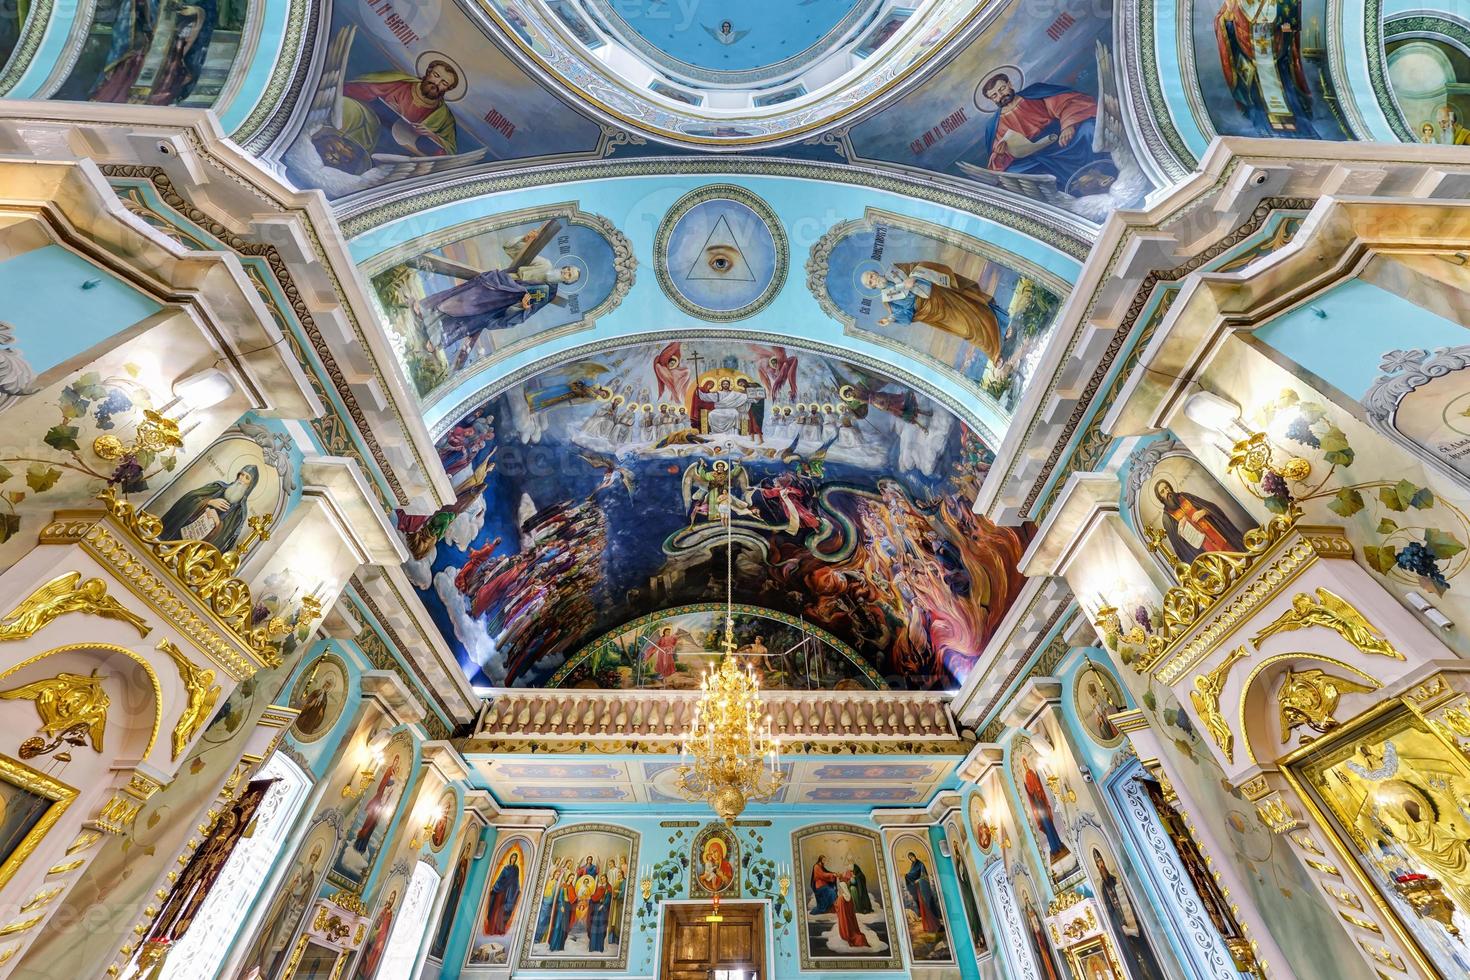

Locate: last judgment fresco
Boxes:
[401,339,1029,690]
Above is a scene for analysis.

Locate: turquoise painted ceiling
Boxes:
[587,0,870,73]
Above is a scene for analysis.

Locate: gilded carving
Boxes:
[156,639,221,760]
[1190,646,1250,763]
[1253,796,1301,835]
[0,572,149,642]
[1276,668,1378,743]
[0,670,110,755]
[1252,588,1402,660]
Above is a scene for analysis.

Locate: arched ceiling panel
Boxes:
[349,173,1078,440]
[405,336,1032,693]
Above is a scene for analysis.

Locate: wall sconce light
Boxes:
[411,797,450,849]
[169,368,236,414]
[342,734,388,799]
[777,863,790,899]
[1182,390,1247,438]
[1040,750,1078,804]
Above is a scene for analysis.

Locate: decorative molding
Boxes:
[233,0,316,151]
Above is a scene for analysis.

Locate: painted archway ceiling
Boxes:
[1,0,1427,694]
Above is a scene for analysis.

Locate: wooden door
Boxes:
[659,903,765,980]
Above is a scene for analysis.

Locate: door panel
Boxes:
[660,903,766,980]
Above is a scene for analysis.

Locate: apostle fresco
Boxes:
[413,221,581,371]
[1213,0,1316,136]
[972,67,1114,196]
[1022,889,1064,980]
[158,464,259,552]
[860,264,1007,363]
[1433,104,1470,145]
[1153,478,1249,563]
[239,838,327,978]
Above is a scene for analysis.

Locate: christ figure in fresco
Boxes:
[1153,479,1248,563]
[694,377,765,439]
[1214,0,1317,136]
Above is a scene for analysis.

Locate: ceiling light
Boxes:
[173,368,235,413]
[1181,390,1243,436]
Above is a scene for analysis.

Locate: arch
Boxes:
[0,642,164,759]
[1236,651,1380,766]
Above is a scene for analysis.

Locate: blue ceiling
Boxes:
[589,0,868,74]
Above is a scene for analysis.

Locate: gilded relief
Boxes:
[1293,706,1470,972]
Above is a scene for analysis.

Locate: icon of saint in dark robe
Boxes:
[1153,478,1248,563]
[158,464,260,552]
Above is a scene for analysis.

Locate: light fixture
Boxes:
[171,368,236,413]
[1182,390,1244,437]
[411,797,450,848]
[674,494,786,824]
[92,408,184,463]
[342,734,388,799]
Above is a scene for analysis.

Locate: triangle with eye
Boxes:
[685,213,756,283]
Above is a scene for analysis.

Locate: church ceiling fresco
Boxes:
[1186,0,1353,141]
[401,338,1030,691]
[277,0,608,200]
[838,0,1154,221]
[807,208,1064,412]
[367,203,635,403]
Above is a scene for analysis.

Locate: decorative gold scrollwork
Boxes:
[156,640,221,760]
[1276,668,1379,743]
[1190,646,1250,763]
[0,572,149,642]
[0,670,110,756]
[1253,588,1402,660]
[1136,506,1303,672]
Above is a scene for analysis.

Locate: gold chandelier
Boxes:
[674,495,785,824]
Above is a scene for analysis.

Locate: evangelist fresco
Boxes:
[54,0,250,106]
[891,832,954,964]
[1189,0,1351,140]
[280,3,605,200]
[1015,876,1066,980]
[368,205,634,402]
[793,825,901,970]
[842,0,1152,221]
[808,209,1064,410]
[468,834,531,966]
[520,825,636,970]
[409,339,1030,691]
[1387,29,1470,144]
[545,605,882,690]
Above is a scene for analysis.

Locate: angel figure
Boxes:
[1189,646,1249,763]
[753,345,799,401]
[0,669,109,753]
[639,625,697,681]
[300,27,486,180]
[682,459,753,525]
[0,571,149,642]
[577,450,634,496]
[411,220,580,371]
[704,20,749,44]
[1252,588,1402,661]
[1277,668,1378,742]
[159,639,221,760]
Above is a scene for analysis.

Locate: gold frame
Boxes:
[1062,934,1125,980]
[1280,696,1461,979]
[0,752,79,892]
[281,935,344,980]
